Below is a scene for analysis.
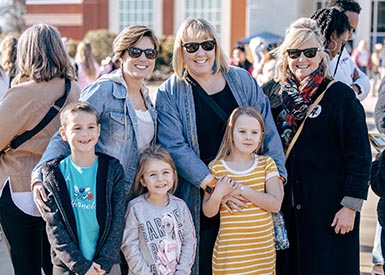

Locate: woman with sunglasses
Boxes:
[31,25,159,274]
[270,18,371,275]
[155,17,287,275]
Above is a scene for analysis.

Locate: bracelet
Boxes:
[204,177,218,194]
[239,184,245,194]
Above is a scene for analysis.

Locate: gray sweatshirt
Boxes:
[122,194,196,275]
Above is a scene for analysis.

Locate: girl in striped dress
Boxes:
[202,106,284,275]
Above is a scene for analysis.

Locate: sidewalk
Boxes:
[0,92,381,275]
[360,93,380,275]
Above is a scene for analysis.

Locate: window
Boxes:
[119,0,154,31]
[184,0,222,36]
[371,1,385,46]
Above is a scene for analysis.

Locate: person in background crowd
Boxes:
[75,41,100,90]
[122,145,196,275]
[327,0,370,101]
[155,17,286,275]
[351,39,371,75]
[371,43,383,96]
[379,41,385,79]
[99,53,121,75]
[0,65,8,100]
[370,86,385,275]
[42,101,126,275]
[229,46,253,75]
[373,76,385,275]
[0,35,17,87]
[271,17,371,275]
[31,25,159,275]
[255,43,278,86]
[0,23,80,275]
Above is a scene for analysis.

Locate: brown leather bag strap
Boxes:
[285,80,335,159]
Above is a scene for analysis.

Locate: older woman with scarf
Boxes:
[270,17,371,275]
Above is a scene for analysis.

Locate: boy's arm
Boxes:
[175,202,197,275]
[94,161,127,272]
[42,181,93,275]
[121,203,153,274]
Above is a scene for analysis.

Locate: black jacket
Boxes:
[42,153,126,275]
[371,152,385,228]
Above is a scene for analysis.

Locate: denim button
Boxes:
[296,204,301,210]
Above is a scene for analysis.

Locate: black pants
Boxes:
[199,209,220,275]
[0,183,52,275]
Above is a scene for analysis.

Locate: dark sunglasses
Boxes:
[127,47,158,59]
[286,47,319,59]
[182,39,216,53]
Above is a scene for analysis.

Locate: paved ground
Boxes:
[0,90,381,275]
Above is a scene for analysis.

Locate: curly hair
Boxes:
[327,0,361,14]
[310,7,351,47]
[0,36,17,81]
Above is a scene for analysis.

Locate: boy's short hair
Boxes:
[60,101,99,128]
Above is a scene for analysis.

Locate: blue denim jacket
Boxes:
[32,69,157,193]
[156,66,286,271]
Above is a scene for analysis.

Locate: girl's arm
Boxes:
[175,201,197,275]
[94,160,126,273]
[238,175,283,213]
[202,176,237,217]
[121,204,153,274]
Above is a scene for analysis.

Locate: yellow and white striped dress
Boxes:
[210,155,279,275]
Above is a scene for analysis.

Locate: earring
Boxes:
[181,67,186,77]
[212,60,217,74]
[328,39,338,52]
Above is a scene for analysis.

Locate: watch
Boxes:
[204,177,218,194]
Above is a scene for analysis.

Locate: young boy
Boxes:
[41,101,126,275]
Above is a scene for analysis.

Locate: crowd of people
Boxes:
[0,0,384,275]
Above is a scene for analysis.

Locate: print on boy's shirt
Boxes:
[141,210,183,275]
[71,184,96,210]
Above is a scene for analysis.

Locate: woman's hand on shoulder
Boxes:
[32,181,50,215]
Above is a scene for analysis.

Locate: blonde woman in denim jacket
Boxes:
[156,18,287,275]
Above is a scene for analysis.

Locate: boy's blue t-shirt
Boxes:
[59,156,99,261]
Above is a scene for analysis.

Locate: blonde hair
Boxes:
[0,36,17,79]
[273,18,330,82]
[12,24,75,85]
[112,25,159,63]
[210,107,265,166]
[60,101,98,129]
[75,41,98,79]
[133,145,178,196]
[172,18,229,78]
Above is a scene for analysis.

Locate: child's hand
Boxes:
[213,176,238,200]
[93,263,105,275]
[85,263,105,275]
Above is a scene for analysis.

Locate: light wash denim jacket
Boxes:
[32,69,157,194]
[156,66,287,270]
